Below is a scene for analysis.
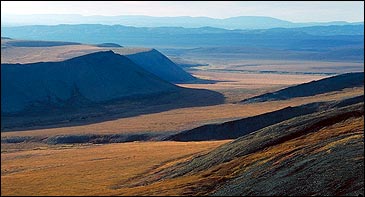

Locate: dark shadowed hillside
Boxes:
[241,72,364,103]
[1,50,175,113]
[122,98,364,196]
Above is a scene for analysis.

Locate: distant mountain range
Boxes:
[2,24,363,49]
[2,14,363,29]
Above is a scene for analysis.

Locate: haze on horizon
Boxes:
[1,1,364,23]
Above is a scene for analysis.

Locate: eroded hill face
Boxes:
[111,100,364,196]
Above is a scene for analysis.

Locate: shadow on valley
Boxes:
[1,87,225,132]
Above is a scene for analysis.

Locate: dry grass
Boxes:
[111,116,364,196]
[1,140,229,196]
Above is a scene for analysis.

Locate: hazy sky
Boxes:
[1,1,364,22]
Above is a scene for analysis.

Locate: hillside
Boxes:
[241,72,364,103]
[166,95,364,141]
[117,98,364,196]
[1,50,176,113]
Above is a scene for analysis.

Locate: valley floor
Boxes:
[1,140,229,196]
[1,63,364,196]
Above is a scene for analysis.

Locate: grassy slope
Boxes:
[166,95,364,141]
[109,102,364,196]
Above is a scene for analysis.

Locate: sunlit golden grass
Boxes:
[1,140,229,196]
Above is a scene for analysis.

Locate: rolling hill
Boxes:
[241,72,364,103]
[1,50,176,113]
[120,97,364,196]
[166,95,364,141]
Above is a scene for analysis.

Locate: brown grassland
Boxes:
[1,140,230,196]
[2,113,362,196]
[109,116,364,196]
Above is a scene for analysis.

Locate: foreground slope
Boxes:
[115,98,364,196]
[241,72,364,103]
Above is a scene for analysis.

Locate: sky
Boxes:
[1,1,364,22]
